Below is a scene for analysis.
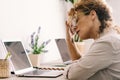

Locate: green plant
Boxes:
[74,34,83,42]
[65,0,78,4]
[30,26,51,54]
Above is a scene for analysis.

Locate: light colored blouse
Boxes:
[64,29,120,80]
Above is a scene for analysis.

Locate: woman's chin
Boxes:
[80,36,89,40]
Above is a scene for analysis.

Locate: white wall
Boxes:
[0,0,66,40]
[0,0,67,63]
[106,0,120,25]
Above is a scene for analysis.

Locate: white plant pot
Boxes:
[28,53,44,67]
[74,42,85,56]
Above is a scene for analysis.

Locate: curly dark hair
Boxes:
[72,0,112,33]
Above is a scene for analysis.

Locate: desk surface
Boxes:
[1,75,64,80]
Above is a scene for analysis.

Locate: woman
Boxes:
[64,0,120,80]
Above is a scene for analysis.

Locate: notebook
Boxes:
[38,38,72,69]
[55,38,72,65]
[3,40,63,78]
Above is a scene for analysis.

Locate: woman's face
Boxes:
[74,11,99,40]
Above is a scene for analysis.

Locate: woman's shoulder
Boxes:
[94,30,120,51]
[98,29,120,42]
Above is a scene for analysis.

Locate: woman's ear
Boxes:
[89,10,97,21]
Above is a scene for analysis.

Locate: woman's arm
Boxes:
[66,21,81,60]
[64,41,114,80]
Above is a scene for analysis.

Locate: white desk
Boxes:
[0,75,64,80]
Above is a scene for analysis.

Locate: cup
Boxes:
[0,59,10,78]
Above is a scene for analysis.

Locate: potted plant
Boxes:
[28,26,51,67]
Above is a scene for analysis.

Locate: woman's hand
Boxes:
[66,20,77,42]
[65,20,81,60]
[66,21,73,41]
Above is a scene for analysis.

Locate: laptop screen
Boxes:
[55,39,71,62]
[4,41,31,71]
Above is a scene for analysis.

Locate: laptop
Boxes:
[55,38,72,65]
[3,40,63,78]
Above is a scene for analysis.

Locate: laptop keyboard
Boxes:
[23,69,51,75]
[17,69,64,78]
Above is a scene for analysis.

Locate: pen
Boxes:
[5,52,11,60]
